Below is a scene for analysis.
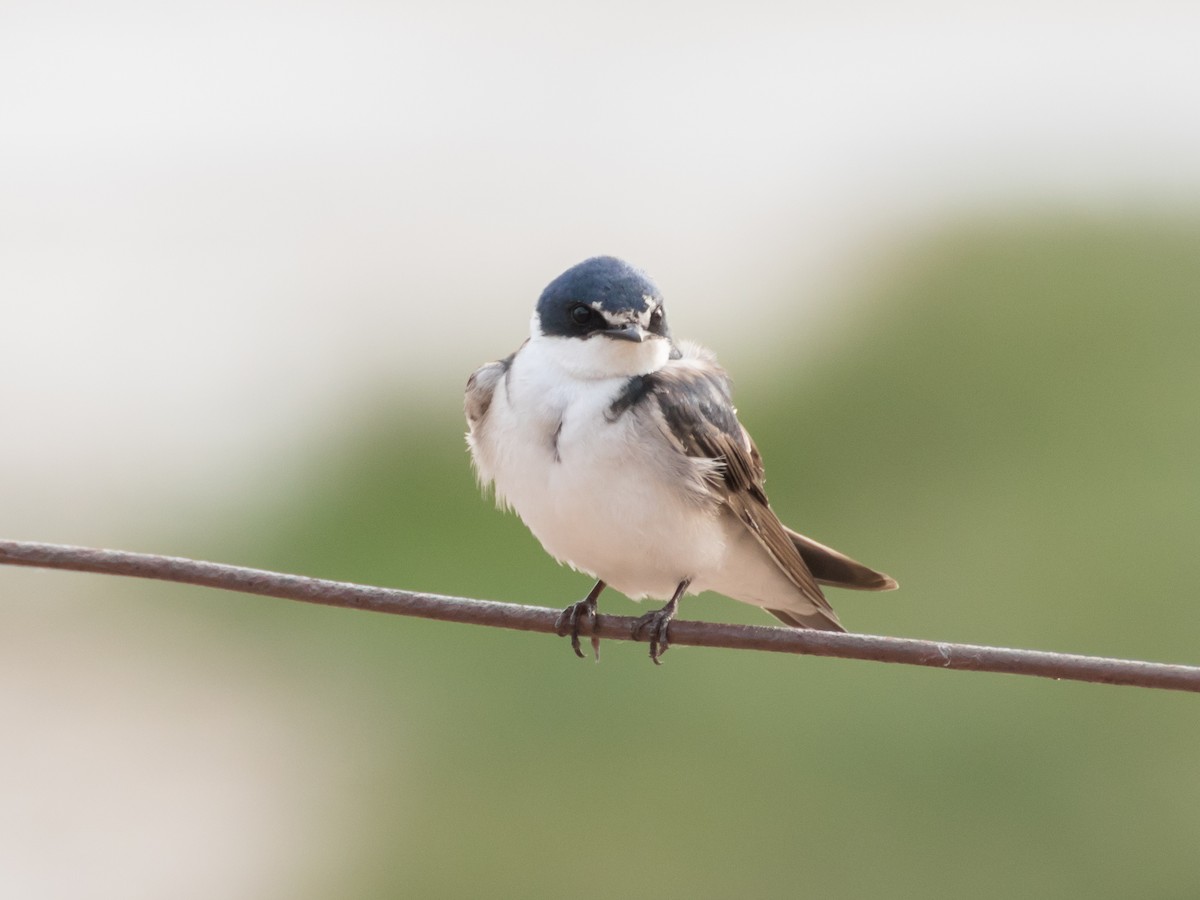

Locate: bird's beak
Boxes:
[603,323,647,343]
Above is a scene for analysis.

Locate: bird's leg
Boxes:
[555,580,606,660]
[632,578,691,665]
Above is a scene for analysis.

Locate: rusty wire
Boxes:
[2,539,1197,693]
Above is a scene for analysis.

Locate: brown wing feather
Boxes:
[464,349,518,430]
[718,429,843,629]
[788,528,898,591]
[644,355,842,630]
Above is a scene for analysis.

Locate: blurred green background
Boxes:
[73,217,1199,898]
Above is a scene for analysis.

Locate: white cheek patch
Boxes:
[597,302,656,329]
[597,306,634,328]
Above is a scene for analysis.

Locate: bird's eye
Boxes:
[649,307,664,330]
[570,305,593,326]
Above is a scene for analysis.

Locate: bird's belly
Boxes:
[494,405,725,600]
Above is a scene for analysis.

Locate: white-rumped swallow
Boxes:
[466,256,896,663]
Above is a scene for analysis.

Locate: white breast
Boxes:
[470,339,728,600]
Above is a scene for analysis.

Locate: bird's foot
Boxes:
[631,580,690,665]
[554,581,605,660]
[632,597,682,665]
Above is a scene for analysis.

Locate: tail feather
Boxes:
[766,606,846,632]
[787,528,898,592]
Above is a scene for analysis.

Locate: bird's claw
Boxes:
[555,597,600,661]
[632,607,675,665]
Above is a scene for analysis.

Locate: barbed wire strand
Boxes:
[1,539,1197,692]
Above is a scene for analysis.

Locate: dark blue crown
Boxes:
[536,257,665,338]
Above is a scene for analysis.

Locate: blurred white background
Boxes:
[3,1,1199,535]
[3,3,1199,898]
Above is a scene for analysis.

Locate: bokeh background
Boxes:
[3,2,1200,897]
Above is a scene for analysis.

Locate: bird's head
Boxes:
[530,256,674,379]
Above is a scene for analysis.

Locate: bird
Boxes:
[465,256,896,664]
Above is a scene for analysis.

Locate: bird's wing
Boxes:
[465,345,523,430]
[636,344,842,630]
[464,350,517,486]
[464,359,507,430]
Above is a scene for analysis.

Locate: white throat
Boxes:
[528,312,671,380]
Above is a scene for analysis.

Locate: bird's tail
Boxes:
[766,606,846,632]
[786,528,898,592]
